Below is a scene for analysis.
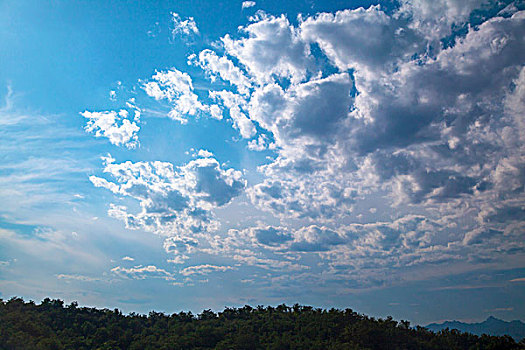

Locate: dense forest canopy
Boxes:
[0,297,522,350]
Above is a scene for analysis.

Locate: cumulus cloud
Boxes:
[91,154,245,231]
[189,50,252,95]
[252,226,292,246]
[171,12,199,37]
[143,68,217,123]
[90,153,245,262]
[222,12,311,84]
[81,108,140,148]
[397,0,489,40]
[290,225,347,252]
[300,6,419,72]
[247,134,271,151]
[209,90,256,138]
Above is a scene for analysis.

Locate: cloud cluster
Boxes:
[86,1,525,286]
[90,152,245,263]
[212,4,522,279]
[81,106,140,148]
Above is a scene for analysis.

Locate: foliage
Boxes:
[0,297,522,350]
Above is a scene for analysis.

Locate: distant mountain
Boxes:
[426,316,525,341]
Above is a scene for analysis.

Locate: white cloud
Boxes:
[222,13,311,84]
[197,149,214,158]
[242,1,256,9]
[232,255,308,271]
[180,264,233,276]
[300,6,417,72]
[171,12,199,37]
[143,68,221,123]
[190,50,252,95]
[210,90,256,138]
[81,109,140,148]
[397,0,489,40]
[56,274,104,282]
[247,134,270,151]
[111,265,175,281]
[122,256,135,261]
[143,69,205,123]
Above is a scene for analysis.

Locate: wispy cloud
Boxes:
[509,277,525,283]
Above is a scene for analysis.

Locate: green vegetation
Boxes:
[0,297,522,349]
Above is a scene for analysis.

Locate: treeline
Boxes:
[0,297,522,350]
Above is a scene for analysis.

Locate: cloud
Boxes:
[171,12,199,37]
[1,87,95,217]
[90,153,246,262]
[81,108,140,148]
[290,225,347,252]
[300,6,418,72]
[143,68,208,123]
[462,228,502,246]
[242,9,525,225]
[122,256,135,261]
[179,264,233,276]
[56,274,104,282]
[111,265,175,281]
[252,226,292,246]
[509,277,525,283]
[189,50,252,95]
[247,134,271,151]
[197,149,214,158]
[222,12,311,84]
[209,90,256,138]
[242,1,256,9]
[232,255,309,271]
[397,0,489,40]
[86,3,525,288]
[485,307,513,312]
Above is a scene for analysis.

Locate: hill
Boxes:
[0,297,523,350]
[426,316,525,341]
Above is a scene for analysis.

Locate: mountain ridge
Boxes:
[425,316,525,341]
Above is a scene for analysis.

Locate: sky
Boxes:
[0,0,524,325]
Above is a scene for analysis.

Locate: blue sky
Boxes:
[1,0,524,325]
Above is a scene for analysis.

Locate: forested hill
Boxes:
[0,298,523,350]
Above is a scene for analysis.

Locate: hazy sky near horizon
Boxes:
[0,0,524,324]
